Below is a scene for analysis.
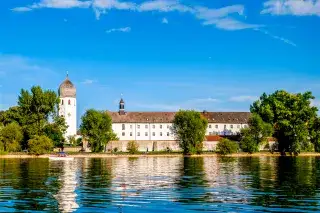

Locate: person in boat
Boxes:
[57,152,67,157]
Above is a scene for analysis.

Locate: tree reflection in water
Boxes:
[248,157,320,210]
[175,157,210,203]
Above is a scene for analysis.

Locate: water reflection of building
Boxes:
[52,160,79,213]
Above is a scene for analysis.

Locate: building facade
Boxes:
[58,75,77,140]
[107,99,250,141]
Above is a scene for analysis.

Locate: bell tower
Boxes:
[58,73,77,141]
[119,98,125,115]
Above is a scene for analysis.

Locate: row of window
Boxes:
[122,124,170,130]
[208,124,247,129]
[121,132,171,137]
[121,124,247,131]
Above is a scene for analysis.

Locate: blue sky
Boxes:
[1,0,320,123]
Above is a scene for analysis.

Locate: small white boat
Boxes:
[49,152,74,161]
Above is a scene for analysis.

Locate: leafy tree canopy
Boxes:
[251,90,317,155]
[172,110,208,155]
[80,109,117,152]
[240,114,273,153]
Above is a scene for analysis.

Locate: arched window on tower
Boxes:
[68,100,71,105]
[62,100,64,105]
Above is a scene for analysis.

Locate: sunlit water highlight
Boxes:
[0,156,320,212]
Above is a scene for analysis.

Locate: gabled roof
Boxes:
[107,111,251,123]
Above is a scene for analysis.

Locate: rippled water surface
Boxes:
[1,156,320,212]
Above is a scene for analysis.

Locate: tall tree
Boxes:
[251,90,317,155]
[240,114,273,153]
[18,86,59,137]
[80,109,117,152]
[172,110,208,155]
[44,116,68,148]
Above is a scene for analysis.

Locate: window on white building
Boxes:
[137,132,140,136]
[145,125,148,129]
[137,125,140,129]
[209,125,212,128]
[152,132,155,136]
[160,125,162,129]
[167,125,169,129]
[230,125,233,129]
[167,132,169,136]
[122,124,125,130]
[215,125,218,128]
[224,125,227,129]
[145,132,148,136]
[237,125,240,128]
[209,132,212,135]
[130,125,132,129]
[68,100,71,105]
[244,124,248,128]
[122,132,125,136]
[160,132,162,136]
[130,132,132,136]
[152,125,155,129]
[61,100,64,105]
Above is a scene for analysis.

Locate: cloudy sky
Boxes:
[1,0,320,122]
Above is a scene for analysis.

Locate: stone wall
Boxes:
[106,140,219,152]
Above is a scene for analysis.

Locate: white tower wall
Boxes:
[59,97,77,139]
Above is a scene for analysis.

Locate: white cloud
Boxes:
[255,28,297,46]
[203,18,261,30]
[138,0,193,12]
[11,7,33,12]
[261,0,320,16]
[229,95,258,102]
[106,26,131,33]
[81,79,96,84]
[12,0,261,31]
[92,0,136,19]
[162,17,168,24]
[12,0,91,12]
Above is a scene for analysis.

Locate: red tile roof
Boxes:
[107,111,251,124]
[205,135,222,141]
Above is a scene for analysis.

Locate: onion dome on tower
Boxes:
[59,74,76,98]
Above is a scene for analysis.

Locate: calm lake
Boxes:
[0,156,320,212]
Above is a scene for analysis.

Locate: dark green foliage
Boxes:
[80,109,118,152]
[172,110,208,155]
[240,114,273,153]
[0,123,23,152]
[28,135,54,155]
[44,116,67,148]
[217,138,239,155]
[251,90,318,155]
[127,141,139,154]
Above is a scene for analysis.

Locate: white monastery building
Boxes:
[58,75,77,139]
[57,76,250,142]
[107,98,250,141]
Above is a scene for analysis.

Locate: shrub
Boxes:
[127,141,139,154]
[239,135,259,154]
[217,138,239,155]
[113,147,118,153]
[28,135,54,155]
[0,122,23,152]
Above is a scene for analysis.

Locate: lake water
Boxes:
[0,156,320,212]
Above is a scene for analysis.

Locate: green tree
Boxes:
[18,86,60,138]
[217,138,239,155]
[80,109,117,152]
[172,110,208,155]
[44,116,67,148]
[240,114,273,153]
[251,90,317,155]
[0,123,23,152]
[127,140,139,154]
[28,135,54,155]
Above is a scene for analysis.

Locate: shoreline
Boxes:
[1,152,320,158]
